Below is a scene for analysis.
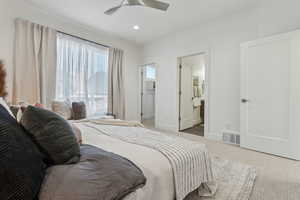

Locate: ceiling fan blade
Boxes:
[142,0,170,11]
[127,0,143,6]
[104,6,122,15]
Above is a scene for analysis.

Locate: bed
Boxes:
[39,119,216,200]
[76,120,216,200]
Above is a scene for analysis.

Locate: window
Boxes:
[56,33,109,117]
[145,65,156,80]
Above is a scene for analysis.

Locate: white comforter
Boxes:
[76,123,175,200]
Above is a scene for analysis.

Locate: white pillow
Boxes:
[0,97,15,118]
[51,100,72,120]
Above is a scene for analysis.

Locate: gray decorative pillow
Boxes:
[21,106,81,165]
[72,102,87,120]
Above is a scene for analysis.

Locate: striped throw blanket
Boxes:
[80,120,216,200]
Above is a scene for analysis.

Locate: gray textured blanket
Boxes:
[39,145,146,200]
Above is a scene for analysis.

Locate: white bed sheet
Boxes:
[77,123,175,200]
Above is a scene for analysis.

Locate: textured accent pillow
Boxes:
[21,106,81,165]
[0,105,46,199]
[51,100,72,120]
[72,102,87,120]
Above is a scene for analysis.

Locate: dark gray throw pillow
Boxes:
[72,101,87,120]
[21,106,81,165]
[0,105,46,200]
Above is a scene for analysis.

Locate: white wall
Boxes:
[142,0,300,138]
[0,0,142,120]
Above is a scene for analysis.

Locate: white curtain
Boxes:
[56,33,109,117]
[13,19,57,107]
[108,48,125,120]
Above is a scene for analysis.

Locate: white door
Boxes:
[180,63,194,130]
[241,31,300,160]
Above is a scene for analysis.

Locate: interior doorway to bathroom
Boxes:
[178,53,207,137]
[140,64,156,129]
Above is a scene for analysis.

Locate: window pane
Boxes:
[146,66,156,80]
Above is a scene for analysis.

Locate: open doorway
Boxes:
[140,64,156,128]
[178,53,207,136]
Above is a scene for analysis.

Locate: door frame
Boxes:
[139,63,158,127]
[177,51,211,137]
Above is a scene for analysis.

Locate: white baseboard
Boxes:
[205,130,241,142]
[205,132,222,141]
[143,115,155,120]
[156,122,178,133]
[222,129,240,135]
[155,123,239,144]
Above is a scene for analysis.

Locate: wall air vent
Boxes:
[222,131,240,146]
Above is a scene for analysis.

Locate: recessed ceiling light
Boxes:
[133,25,140,30]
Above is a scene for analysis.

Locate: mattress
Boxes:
[76,123,175,200]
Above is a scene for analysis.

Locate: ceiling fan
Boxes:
[104,0,170,15]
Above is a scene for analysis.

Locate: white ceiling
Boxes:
[25,0,257,44]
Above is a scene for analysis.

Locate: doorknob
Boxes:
[241,99,249,103]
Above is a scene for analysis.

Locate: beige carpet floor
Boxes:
[185,155,256,200]
[178,133,300,200]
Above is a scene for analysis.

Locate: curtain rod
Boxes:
[57,31,110,48]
